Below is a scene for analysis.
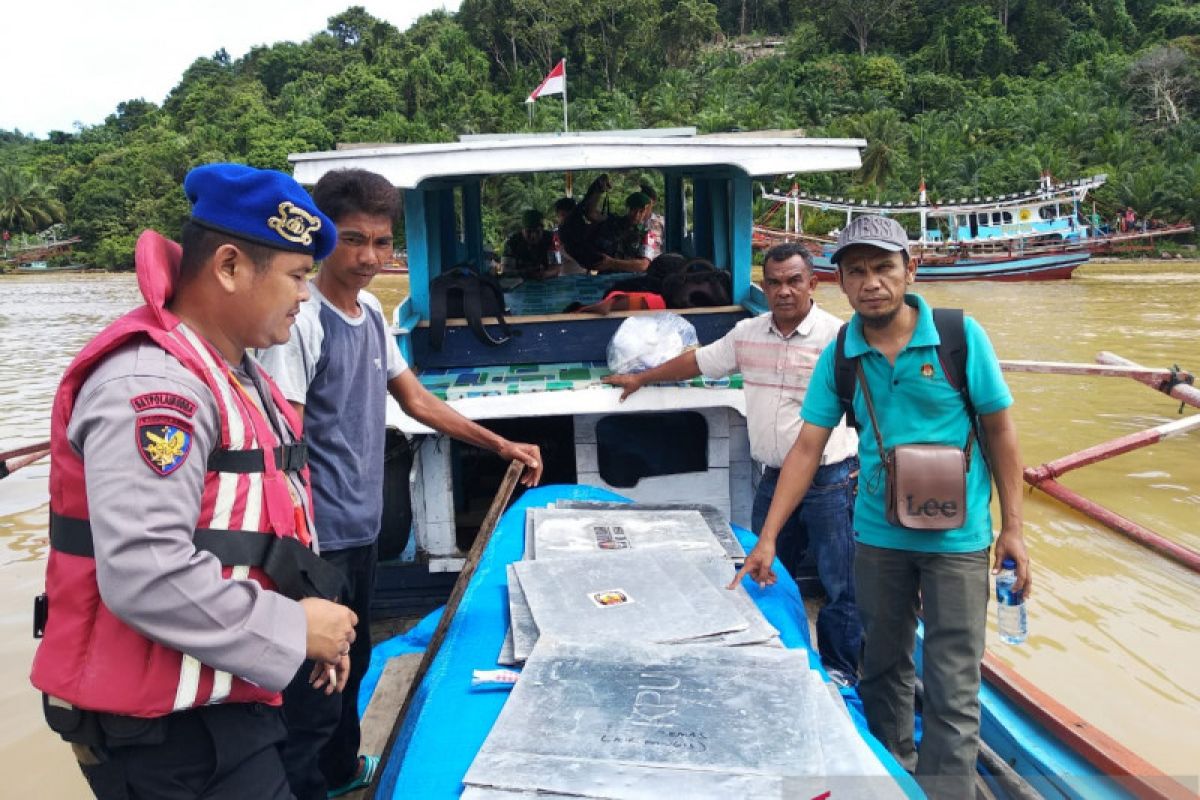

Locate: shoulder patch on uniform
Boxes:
[130,392,198,418]
[136,415,194,476]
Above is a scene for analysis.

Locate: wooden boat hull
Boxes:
[812,251,1089,282]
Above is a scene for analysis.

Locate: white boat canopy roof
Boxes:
[290,132,866,188]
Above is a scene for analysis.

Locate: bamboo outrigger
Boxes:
[1001,353,1199,574]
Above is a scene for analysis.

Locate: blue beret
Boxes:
[184,163,337,261]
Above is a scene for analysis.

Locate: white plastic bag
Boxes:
[606,312,698,374]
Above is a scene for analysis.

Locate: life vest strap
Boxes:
[48,512,346,601]
[206,441,308,473]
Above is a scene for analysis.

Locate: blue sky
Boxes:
[1,0,460,137]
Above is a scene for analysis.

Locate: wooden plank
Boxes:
[341,654,422,800]
[359,654,422,756]
[365,460,525,800]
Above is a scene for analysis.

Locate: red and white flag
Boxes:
[528,59,566,101]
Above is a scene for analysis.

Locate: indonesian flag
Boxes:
[918,179,927,204]
[528,59,566,100]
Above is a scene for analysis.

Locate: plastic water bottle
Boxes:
[995,558,1027,644]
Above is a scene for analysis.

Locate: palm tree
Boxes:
[851,110,907,196]
[0,167,66,234]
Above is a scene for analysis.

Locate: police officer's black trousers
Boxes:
[76,702,292,800]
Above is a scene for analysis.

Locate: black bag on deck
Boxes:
[662,263,732,308]
[428,265,513,351]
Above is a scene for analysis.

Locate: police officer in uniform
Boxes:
[30,164,358,799]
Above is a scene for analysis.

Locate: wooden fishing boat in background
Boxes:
[755,174,1194,281]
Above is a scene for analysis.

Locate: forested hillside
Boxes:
[1,0,1197,268]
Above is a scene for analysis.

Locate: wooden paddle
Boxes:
[364,458,526,799]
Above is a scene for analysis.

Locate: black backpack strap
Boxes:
[833,323,858,430]
[461,275,512,346]
[933,307,988,467]
[931,308,973,418]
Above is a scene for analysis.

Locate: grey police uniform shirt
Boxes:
[67,338,307,693]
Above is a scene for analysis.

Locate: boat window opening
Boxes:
[595,411,708,488]
[450,416,576,550]
[991,212,1003,227]
[1039,205,1056,220]
[1002,212,1013,225]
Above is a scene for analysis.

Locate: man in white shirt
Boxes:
[603,243,862,684]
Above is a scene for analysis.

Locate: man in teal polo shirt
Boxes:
[733,215,1032,799]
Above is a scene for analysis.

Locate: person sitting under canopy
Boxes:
[501,209,559,280]
[558,175,652,274]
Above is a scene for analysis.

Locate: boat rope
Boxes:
[1166,365,1195,414]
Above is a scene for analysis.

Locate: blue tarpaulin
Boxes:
[361,484,923,798]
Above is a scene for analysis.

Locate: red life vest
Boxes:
[31,230,313,717]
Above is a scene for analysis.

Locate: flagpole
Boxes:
[561,59,569,133]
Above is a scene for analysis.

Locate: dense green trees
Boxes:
[1,1,1197,268]
[0,167,66,235]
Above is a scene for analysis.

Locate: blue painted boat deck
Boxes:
[366,485,923,798]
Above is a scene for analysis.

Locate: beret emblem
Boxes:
[268,201,322,246]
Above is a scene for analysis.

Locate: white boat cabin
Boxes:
[290,129,865,572]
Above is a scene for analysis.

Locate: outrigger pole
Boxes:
[1002,353,1200,574]
[0,439,50,480]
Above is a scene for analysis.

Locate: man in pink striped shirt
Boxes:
[604,243,862,684]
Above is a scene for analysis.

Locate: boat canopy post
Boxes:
[730,174,753,304]
[404,189,433,318]
[405,180,490,318]
[709,178,730,269]
[663,170,686,255]
[435,187,459,267]
[462,180,485,268]
[692,177,713,261]
[680,169,752,288]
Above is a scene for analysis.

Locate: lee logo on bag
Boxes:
[906,495,959,519]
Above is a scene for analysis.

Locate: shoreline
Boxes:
[1088,254,1197,264]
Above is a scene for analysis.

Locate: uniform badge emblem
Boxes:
[137,415,193,476]
[267,201,322,246]
[921,363,935,378]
